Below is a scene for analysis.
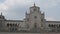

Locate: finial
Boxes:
[42,12,45,15]
[34,3,35,6]
[1,12,2,16]
[26,10,27,15]
[43,12,45,14]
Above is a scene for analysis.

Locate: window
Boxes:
[34,16,37,19]
[13,24,14,26]
[10,24,12,27]
[34,8,36,11]
[0,20,2,23]
[48,24,50,27]
[15,24,17,26]
[51,24,53,27]
[7,23,9,27]
[59,25,60,27]
[27,18,29,21]
[48,24,54,27]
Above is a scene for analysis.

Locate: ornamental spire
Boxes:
[26,11,27,15]
[34,3,36,6]
[1,12,2,16]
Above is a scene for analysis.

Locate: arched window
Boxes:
[51,24,53,27]
[48,24,50,27]
[7,23,9,27]
[13,24,14,26]
[59,25,60,27]
[53,24,55,27]
[10,24,12,27]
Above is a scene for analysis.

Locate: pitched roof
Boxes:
[6,20,24,22]
[46,21,60,23]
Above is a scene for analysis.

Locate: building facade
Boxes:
[0,3,60,32]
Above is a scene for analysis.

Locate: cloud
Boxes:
[39,0,60,9]
[0,0,35,20]
[45,17,57,21]
[0,0,34,11]
[0,0,14,12]
[0,0,5,3]
[0,0,60,20]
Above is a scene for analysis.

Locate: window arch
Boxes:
[7,23,9,27]
[48,24,50,27]
[59,24,60,27]
[48,24,54,27]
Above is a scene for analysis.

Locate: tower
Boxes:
[29,3,42,29]
[0,12,5,21]
[25,3,46,31]
[0,12,6,31]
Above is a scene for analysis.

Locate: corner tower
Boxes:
[0,12,6,31]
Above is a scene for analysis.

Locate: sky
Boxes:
[0,0,60,21]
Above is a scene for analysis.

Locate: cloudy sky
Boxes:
[0,0,60,21]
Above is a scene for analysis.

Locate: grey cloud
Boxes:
[0,0,60,21]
